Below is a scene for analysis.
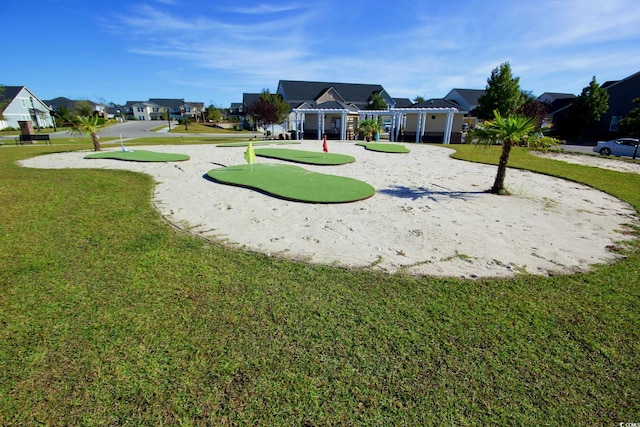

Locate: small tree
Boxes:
[413,95,426,104]
[469,110,540,195]
[566,76,609,141]
[518,91,549,128]
[69,115,102,151]
[247,89,290,137]
[476,62,524,120]
[357,119,382,141]
[72,100,94,117]
[206,104,222,122]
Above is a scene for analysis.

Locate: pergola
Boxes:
[292,107,458,144]
[292,108,351,141]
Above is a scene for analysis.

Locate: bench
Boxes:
[15,134,52,146]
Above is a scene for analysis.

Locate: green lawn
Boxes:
[1,143,638,425]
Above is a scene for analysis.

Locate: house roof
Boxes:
[242,93,261,106]
[0,86,24,104]
[393,98,414,108]
[599,70,640,91]
[413,98,464,110]
[538,92,575,100]
[446,88,486,106]
[149,98,186,108]
[278,80,386,110]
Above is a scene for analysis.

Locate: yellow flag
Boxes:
[244,141,256,166]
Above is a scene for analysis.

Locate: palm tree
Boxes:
[470,110,538,195]
[357,119,382,142]
[69,115,102,151]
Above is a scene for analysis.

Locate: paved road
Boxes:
[560,143,598,155]
[1,120,260,142]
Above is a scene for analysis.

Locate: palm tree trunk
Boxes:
[491,142,512,194]
[91,133,101,151]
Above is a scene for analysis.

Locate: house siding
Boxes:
[1,87,54,130]
[598,72,640,136]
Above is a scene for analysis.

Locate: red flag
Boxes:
[322,135,328,153]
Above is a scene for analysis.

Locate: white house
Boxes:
[0,86,54,131]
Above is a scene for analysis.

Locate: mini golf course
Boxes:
[85,150,190,162]
[206,163,375,203]
[253,148,356,165]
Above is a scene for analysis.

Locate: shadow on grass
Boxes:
[379,185,486,202]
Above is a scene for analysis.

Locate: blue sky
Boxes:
[2,0,639,107]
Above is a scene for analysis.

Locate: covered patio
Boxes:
[291,107,460,144]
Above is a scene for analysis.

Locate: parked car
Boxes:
[593,138,640,157]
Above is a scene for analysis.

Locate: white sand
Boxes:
[19,141,639,278]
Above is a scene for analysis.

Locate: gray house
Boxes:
[550,70,640,139]
[597,70,640,136]
[0,86,54,131]
[444,88,485,114]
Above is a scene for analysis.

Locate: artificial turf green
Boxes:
[206,163,375,203]
[356,142,411,153]
[216,141,301,147]
[84,150,190,162]
[253,148,356,165]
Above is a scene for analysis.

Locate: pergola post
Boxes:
[443,111,454,144]
[341,111,347,140]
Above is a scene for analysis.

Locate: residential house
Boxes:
[124,98,205,121]
[596,70,640,136]
[444,88,485,114]
[275,80,460,143]
[537,92,576,112]
[45,97,109,121]
[0,86,54,131]
[276,80,394,140]
[126,101,162,121]
[550,70,640,139]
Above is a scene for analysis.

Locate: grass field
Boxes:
[1,141,639,425]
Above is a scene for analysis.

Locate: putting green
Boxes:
[253,148,355,165]
[217,141,301,147]
[206,163,375,203]
[356,143,410,153]
[85,150,190,162]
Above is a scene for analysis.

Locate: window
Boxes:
[137,107,144,112]
[609,116,620,131]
